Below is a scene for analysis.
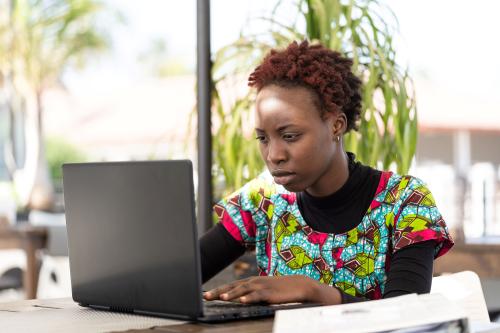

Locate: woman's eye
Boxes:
[256,135,267,143]
[283,133,300,141]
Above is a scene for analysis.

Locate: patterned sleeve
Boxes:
[212,178,273,248]
[390,176,454,258]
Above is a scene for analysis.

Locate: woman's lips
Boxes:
[271,171,296,185]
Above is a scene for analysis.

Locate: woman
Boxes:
[201,41,453,305]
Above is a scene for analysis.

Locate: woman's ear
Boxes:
[332,112,347,137]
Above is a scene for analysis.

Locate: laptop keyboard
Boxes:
[203,300,274,316]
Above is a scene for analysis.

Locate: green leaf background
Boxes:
[194,0,418,199]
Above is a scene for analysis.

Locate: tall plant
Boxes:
[208,0,417,198]
[0,0,112,210]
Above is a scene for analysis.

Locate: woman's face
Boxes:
[255,84,344,194]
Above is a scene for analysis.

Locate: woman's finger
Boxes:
[204,278,251,300]
[239,289,270,304]
[204,282,236,300]
[219,281,255,301]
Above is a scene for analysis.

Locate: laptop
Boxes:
[62,160,317,322]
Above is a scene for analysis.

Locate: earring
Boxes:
[336,136,340,142]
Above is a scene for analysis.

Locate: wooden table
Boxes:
[1,297,499,333]
[0,298,274,333]
[0,225,48,299]
[133,318,273,333]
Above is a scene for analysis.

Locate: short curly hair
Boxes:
[248,40,362,132]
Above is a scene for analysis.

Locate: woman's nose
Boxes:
[267,141,287,166]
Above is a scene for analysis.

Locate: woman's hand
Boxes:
[203,275,342,305]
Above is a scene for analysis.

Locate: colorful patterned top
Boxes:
[213,171,454,300]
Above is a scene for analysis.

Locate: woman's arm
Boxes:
[383,240,436,297]
[199,223,246,283]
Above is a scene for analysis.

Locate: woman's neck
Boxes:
[305,149,349,197]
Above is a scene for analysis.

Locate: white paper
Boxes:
[431,270,491,323]
[273,293,467,333]
[470,321,500,333]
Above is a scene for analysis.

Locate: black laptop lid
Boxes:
[62,160,203,318]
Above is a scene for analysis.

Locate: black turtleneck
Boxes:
[200,153,435,303]
[296,152,381,234]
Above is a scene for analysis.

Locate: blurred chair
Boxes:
[432,271,490,323]
[0,249,26,300]
[0,189,24,297]
[0,267,22,290]
[28,211,71,299]
[36,225,71,299]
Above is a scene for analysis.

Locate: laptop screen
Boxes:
[63,160,203,318]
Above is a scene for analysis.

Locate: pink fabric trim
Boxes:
[396,229,455,258]
[369,171,392,210]
[376,171,393,196]
[413,228,436,240]
[436,239,454,257]
[220,211,243,243]
[241,210,256,238]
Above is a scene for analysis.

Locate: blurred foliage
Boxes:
[45,137,86,181]
[1,0,115,94]
[0,0,119,209]
[200,0,417,198]
[138,38,192,77]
